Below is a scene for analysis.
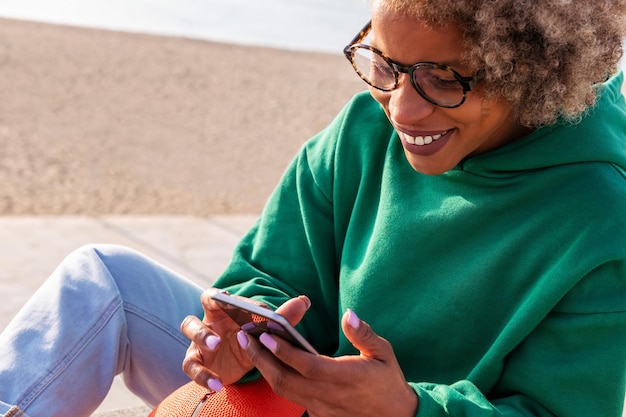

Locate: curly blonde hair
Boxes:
[381,0,626,127]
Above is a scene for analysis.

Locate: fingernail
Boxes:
[208,378,223,392]
[259,332,278,352]
[347,309,360,329]
[300,295,312,310]
[241,322,256,332]
[205,335,220,351]
[237,331,249,349]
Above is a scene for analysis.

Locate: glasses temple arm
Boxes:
[348,20,372,46]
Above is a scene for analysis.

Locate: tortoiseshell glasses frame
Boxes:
[343,20,484,108]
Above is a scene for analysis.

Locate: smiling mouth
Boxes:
[402,130,450,146]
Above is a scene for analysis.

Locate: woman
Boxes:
[2,0,626,416]
[182,0,626,416]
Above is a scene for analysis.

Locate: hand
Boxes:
[238,309,419,417]
[180,289,311,390]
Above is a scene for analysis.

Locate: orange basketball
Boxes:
[148,378,306,417]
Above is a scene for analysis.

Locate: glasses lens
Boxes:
[412,65,465,107]
[350,47,396,90]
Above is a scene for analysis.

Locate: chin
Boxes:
[405,154,457,176]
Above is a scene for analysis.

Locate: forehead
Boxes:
[372,0,458,24]
[370,4,468,69]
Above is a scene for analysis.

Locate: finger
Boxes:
[238,331,298,388]
[201,288,271,310]
[181,344,224,392]
[200,289,272,328]
[275,295,312,326]
[241,332,348,413]
[253,331,337,386]
[341,309,395,361]
[200,288,235,317]
[180,315,221,350]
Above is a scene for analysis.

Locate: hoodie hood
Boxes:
[461,71,626,176]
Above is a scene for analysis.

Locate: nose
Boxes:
[387,73,435,124]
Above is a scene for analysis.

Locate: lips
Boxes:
[403,130,449,146]
[398,129,454,156]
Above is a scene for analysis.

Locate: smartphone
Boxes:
[210,290,318,355]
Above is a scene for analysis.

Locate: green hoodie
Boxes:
[214,72,626,416]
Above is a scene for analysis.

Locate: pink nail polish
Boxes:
[208,378,223,392]
[205,335,220,351]
[347,309,360,329]
[259,332,278,352]
[237,331,249,349]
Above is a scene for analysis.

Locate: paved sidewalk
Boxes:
[0,215,258,414]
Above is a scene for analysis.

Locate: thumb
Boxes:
[342,309,394,361]
[275,295,312,326]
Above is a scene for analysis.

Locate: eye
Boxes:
[421,72,462,91]
[371,57,394,78]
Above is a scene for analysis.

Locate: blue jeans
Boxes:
[0,244,204,417]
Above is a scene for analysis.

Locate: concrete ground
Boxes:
[92,406,152,417]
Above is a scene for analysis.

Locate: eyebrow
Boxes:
[371,40,468,72]
[368,31,468,72]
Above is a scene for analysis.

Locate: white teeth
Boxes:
[404,131,448,146]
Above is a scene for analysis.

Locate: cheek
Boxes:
[470,99,516,135]
[369,87,390,112]
[467,93,512,120]
[449,97,496,129]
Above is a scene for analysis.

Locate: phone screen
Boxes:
[210,290,318,355]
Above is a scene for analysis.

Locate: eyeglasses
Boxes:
[343,21,484,108]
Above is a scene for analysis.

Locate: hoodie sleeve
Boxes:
[213,91,391,354]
